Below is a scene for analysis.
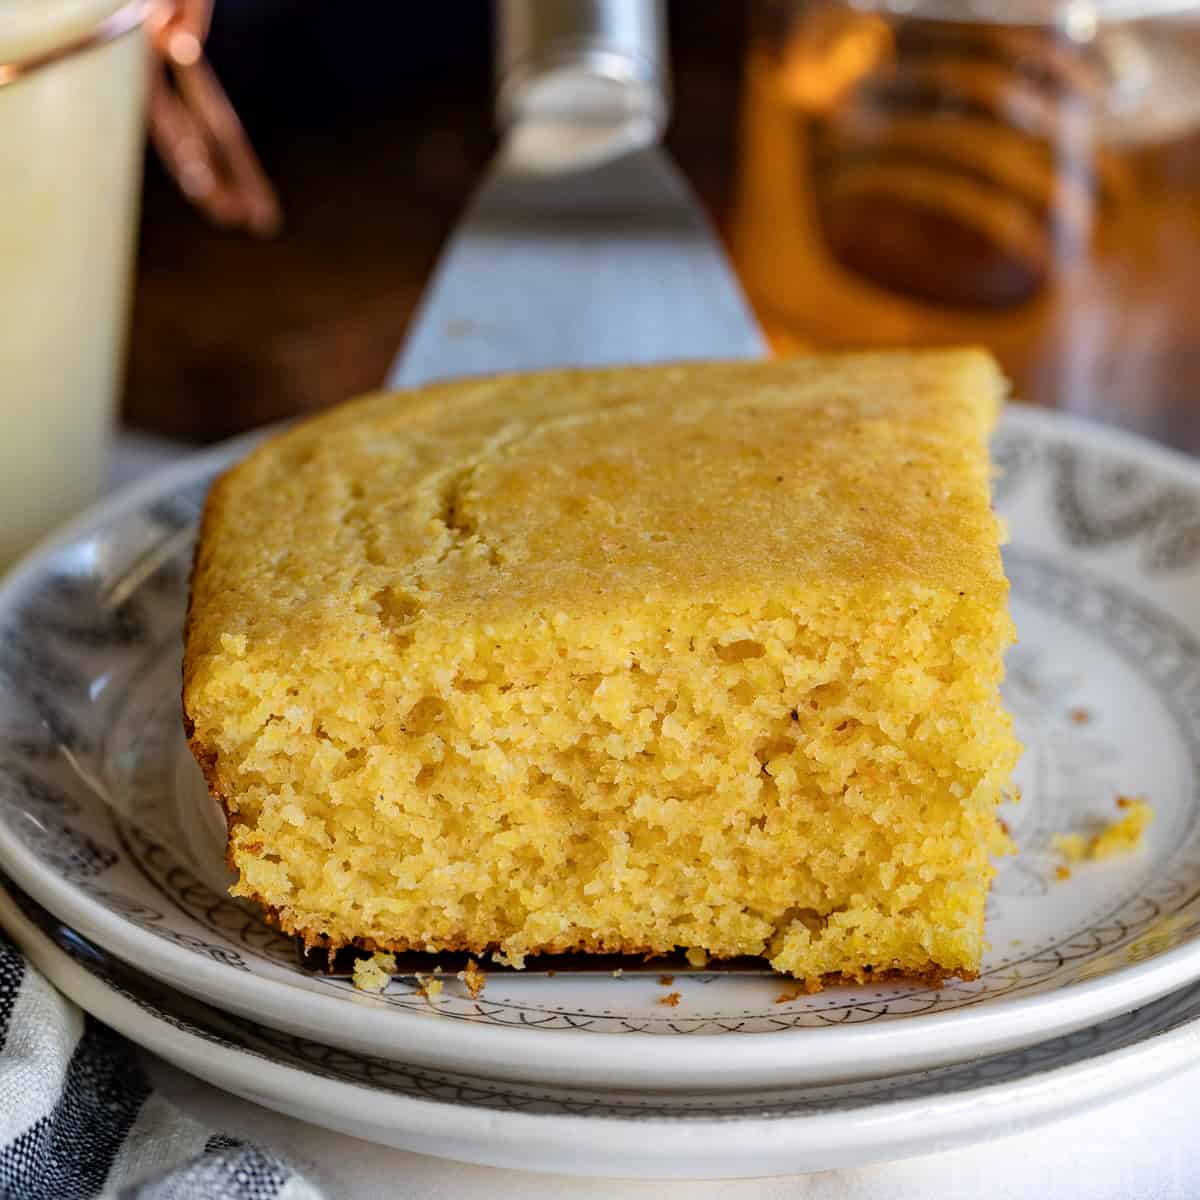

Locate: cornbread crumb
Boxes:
[1053,833,1088,862]
[184,353,1018,988]
[415,974,443,1002]
[351,951,395,993]
[658,974,675,986]
[1091,800,1153,859]
[611,969,624,978]
[1070,708,1092,725]
[1053,799,1154,864]
[1055,865,1072,881]
[457,958,486,1000]
[775,987,806,1004]
[659,991,682,1008]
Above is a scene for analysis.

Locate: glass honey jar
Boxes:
[731,0,1200,448]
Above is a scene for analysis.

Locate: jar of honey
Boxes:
[731,0,1200,448]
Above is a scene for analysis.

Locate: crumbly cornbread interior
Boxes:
[184,352,1019,985]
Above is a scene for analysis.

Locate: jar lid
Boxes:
[850,0,1200,28]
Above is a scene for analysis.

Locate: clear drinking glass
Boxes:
[730,0,1200,449]
[0,0,148,566]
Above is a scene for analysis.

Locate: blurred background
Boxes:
[126,1,747,444]
[125,0,1200,447]
[9,0,1200,562]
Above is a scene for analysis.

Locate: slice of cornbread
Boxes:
[183,351,1020,986]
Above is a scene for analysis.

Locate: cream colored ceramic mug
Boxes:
[0,0,148,567]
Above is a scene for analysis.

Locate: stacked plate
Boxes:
[4,405,1200,1179]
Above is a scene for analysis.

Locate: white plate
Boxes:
[3,406,1200,1091]
[5,878,1200,1180]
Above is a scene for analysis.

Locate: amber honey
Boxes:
[731,1,1200,445]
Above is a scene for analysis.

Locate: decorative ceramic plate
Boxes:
[5,879,1200,1180]
[3,407,1200,1090]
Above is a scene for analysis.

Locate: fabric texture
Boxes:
[0,932,324,1200]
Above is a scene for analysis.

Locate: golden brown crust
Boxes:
[227,887,975,991]
[182,459,260,879]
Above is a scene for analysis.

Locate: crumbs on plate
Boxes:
[351,950,396,993]
[775,975,824,1003]
[658,991,682,1008]
[458,957,487,1000]
[415,973,444,1002]
[1052,797,1154,870]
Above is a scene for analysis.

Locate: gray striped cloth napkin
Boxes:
[0,931,324,1200]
